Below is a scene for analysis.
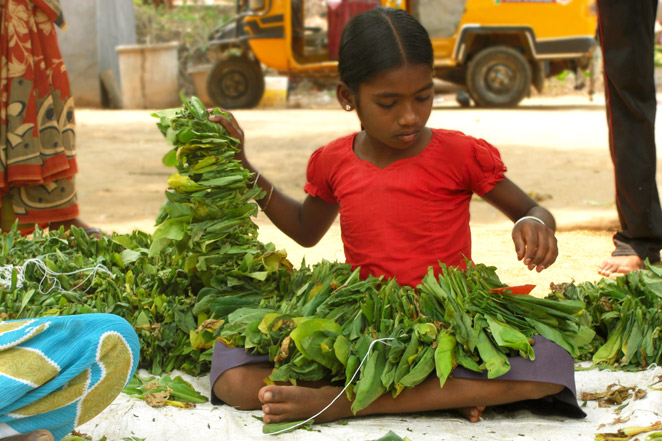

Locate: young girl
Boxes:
[208,7,583,425]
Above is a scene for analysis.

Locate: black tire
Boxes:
[466,46,531,108]
[206,56,265,109]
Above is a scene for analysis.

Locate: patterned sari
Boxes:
[0,0,79,228]
[0,314,140,441]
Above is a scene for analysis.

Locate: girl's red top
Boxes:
[304,128,507,288]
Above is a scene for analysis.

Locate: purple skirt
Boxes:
[209,335,585,417]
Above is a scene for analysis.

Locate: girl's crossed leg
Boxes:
[213,363,563,424]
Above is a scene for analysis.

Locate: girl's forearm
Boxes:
[241,159,336,247]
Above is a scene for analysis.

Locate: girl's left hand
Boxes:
[512,219,558,272]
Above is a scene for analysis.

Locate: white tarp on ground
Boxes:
[77,364,662,441]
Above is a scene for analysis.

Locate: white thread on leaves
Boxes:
[0,258,113,294]
[267,335,403,436]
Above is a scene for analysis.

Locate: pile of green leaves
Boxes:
[555,261,662,371]
[0,226,203,374]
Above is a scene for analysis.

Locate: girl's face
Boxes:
[342,63,434,152]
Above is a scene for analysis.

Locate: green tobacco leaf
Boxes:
[162,149,177,167]
[395,345,435,391]
[299,330,343,372]
[164,375,208,403]
[485,315,534,360]
[262,419,313,434]
[593,323,624,365]
[334,334,350,367]
[476,329,510,379]
[528,318,579,358]
[120,249,143,265]
[369,431,410,441]
[435,331,456,387]
[290,318,342,357]
[351,342,387,414]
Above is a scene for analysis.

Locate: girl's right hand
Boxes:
[512,218,558,272]
[209,110,246,160]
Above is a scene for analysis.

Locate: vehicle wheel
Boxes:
[466,46,531,108]
[206,56,265,109]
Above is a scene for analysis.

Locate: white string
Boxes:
[266,335,403,436]
[0,257,114,294]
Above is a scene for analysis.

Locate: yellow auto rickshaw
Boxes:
[207,0,597,108]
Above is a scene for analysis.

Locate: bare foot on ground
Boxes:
[598,255,644,277]
[2,430,54,441]
[259,385,350,424]
[258,385,486,424]
[458,405,486,422]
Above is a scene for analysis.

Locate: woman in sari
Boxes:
[0,0,99,235]
[0,314,140,441]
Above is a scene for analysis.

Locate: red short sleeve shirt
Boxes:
[304,128,507,287]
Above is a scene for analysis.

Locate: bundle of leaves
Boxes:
[555,261,662,371]
[151,97,295,366]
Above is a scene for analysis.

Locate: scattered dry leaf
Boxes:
[145,390,170,407]
[144,381,159,390]
[612,415,631,425]
[581,383,647,407]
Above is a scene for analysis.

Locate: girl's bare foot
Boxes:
[259,384,352,424]
[258,384,488,425]
[457,405,486,422]
[598,255,644,277]
[2,429,54,441]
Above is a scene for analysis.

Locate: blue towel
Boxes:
[0,314,140,441]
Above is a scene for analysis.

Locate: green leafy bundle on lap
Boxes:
[214,257,593,414]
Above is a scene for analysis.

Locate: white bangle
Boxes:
[515,216,546,228]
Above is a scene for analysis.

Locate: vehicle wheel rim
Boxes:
[485,64,515,94]
[221,71,248,99]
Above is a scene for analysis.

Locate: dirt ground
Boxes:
[72,92,662,296]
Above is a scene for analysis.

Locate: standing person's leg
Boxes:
[597,0,662,276]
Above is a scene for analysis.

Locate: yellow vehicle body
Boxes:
[241,0,404,73]
[207,0,597,108]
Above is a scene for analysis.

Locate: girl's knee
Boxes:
[526,381,565,400]
[213,367,262,410]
